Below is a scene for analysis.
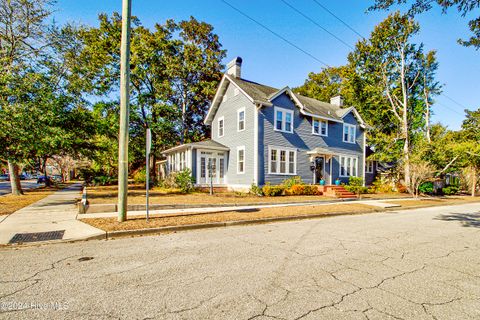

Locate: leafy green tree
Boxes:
[72,13,225,178]
[369,0,480,49]
[0,0,53,194]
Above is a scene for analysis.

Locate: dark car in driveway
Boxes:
[0,174,9,181]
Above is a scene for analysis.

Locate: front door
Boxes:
[199,151,225,185]
[314,157,325,184]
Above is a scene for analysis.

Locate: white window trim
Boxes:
[237,146,245,174]
[237,107,245,132]
[218,116,224,138]
[366,160,375,173]
[339,155,359,177]
[274,106,294,133]
[312,118,328,137]
[267,146,297,175]
[343,123,356,144]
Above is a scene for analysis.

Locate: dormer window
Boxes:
[343,123,356,143]
[312,119,328,136]
[274,107,293,133]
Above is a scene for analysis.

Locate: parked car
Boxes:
[52,175,63,182]
[37,176,51,184]
[0,174,9,181]
[19,174,27,180]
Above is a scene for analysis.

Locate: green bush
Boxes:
[174,169,195,193]
[262,183,285,196]
[442,185,459,195]
[344,177,368,195]
[418,181,434,194]
[133,168,147,184]
[92,175,116,186]
[160,169,195,193]
[250,183,264,196]
[281,176,304,189]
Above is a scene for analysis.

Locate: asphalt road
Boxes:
[0,180,41,196]
[1,203,480,319]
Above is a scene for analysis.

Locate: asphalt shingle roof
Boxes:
[229,76,345,121]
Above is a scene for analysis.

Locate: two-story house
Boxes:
[163,57,377,191]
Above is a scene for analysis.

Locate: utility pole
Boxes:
[118,0,132,222]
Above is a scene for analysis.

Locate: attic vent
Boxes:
[234,88,239,96]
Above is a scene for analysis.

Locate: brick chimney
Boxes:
[226,57,242,78]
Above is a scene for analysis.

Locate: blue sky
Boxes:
[54,0,479,130]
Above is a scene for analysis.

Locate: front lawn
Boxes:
[86,184,338,206]
[0,183,72,215]
[81,203,380,232]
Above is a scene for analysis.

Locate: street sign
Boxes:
[146,128,151,154]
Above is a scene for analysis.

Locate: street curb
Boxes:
[104,208,383,239]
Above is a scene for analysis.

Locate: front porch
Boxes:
[307,147,337,185]
[162,140,230,187]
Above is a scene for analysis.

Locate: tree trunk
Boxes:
[8,160,23,196]
[43,157,52,187]
[472,167,477,197]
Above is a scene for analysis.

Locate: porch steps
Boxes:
[319,185,357,199]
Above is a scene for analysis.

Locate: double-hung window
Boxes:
[218,117,224,138]
[339,156,358,177]
[274,107,293,133]
[366,160,374,173]
[237,108,245,131]
[237,146,245,174]
[312,119,328,136]
[268,147,296,175]
[343,123,356,143]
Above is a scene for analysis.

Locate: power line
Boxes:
[311,0,365,39]
[221,0,331,68]
[441,93,469,111]
[279,0,354,50]
[436,101,464,116]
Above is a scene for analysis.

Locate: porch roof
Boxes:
[307,147,338,156]
[162,140,229,155]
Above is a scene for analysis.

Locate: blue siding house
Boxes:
[163,57,377,191]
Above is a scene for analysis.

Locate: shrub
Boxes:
[282,176,304,189]
[418,181,434,194]
[396,183,408,193]
[442,185,459,195]
[262,183,285,196]
[250,183,264,196]
[372,178,394,193]
[344,177,368,196]
[160,169,195,193]
[92,175,116,186]
[285,184,321,196]
[174,169,195,193]
[133,169,147,184]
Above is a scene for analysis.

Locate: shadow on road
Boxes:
[436,212,480,228]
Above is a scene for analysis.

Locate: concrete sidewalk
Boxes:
[0,183,105,244]
[80,198,403,219]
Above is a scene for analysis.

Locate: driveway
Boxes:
[0,180,42,196]
[0,202,479,319]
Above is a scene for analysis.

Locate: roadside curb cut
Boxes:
[104,208,383,239]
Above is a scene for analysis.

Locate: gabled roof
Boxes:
[204,75,365,126]
[163,140,229,154]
